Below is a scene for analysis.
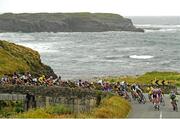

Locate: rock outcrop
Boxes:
[0,13,144,32]
[0,40,56,77]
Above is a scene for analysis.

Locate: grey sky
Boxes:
[0,0,180,16]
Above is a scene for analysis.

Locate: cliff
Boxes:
[0,13,144,32]
[0,40,56,77]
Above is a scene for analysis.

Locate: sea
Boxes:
[0,16,180,80]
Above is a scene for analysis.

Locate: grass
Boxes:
[15,108,51,118]
[100,71,180,86]
[0,40,53,76]
[15,104,72,118]
[14,96,131,118]
[88,96,131,118]
[64,96,131,118]
[0,101,24,118]
[0,40,37,75]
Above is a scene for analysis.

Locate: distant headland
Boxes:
[0,12,144,32]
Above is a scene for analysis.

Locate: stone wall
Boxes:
[0,85,103,112]
[0,93,97,113]
[0,93,25,100]
[0,85,98,97]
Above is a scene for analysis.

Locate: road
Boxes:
[128,94,180,118]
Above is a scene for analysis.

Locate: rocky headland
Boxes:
[0,13,144,32]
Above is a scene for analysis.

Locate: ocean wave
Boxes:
[135,24,180,33]
[129,55,154,59]
[104,56,121,60]
[145,28,178,33]
[135,24,180,28]
[18,42,59,53]
[97,59,124,63]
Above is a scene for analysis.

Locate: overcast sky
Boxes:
[0,0,180,16]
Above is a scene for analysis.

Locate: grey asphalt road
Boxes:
[128,93,180,118]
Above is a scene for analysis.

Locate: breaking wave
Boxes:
[129,55,154,59]
[135,24,180,33]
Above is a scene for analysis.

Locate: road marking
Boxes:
[160,111,162,119]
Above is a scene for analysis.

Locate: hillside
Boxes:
[0,40,56,77]
[0,13,144,32]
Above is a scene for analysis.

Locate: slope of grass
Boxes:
[101,71,180,86]
[0,40,55,76]
[0,45,30,75]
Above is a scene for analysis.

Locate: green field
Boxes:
[99,71,180,86]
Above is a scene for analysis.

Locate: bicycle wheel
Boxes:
[142,95,146,104]
[175,103,178,112]
[161,97,165,106]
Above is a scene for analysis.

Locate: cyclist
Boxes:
[152,87,161,110]
[120,81,128,91]
[119,81,131,101]
[135,84,143,95]
[169,90,178,111]
[131,83,144,103]
[131,83,137,100]
[147,86,154,102]
[119,81,126,96]
[158,88,165,106]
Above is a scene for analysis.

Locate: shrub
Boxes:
[14,101,24,113]
[15,104,72,118]
[16,108,51,118]
[73,96,131,118]
[94,96,131,118]
[46,104,72,114]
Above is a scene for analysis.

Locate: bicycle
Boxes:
[134,92,146,104]
[171,99,178,112]
[160,96,165,106]
[153,97,160,111]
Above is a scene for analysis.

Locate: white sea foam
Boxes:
[129,55,154,59]
[135,24,180,33]
[145,28,178,33]
[159,29,177,32]
[135,24,180,28]
[18,42,59,53]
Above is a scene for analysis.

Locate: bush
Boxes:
[14,101,24,113]
[16,108,51,118]
[47,104,71,114]
[15,104,72,118]
[73,96,131,118]
[94,96,131,118]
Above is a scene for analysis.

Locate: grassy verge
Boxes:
[0,101,24,118]
[15,104,71,118]
[75,96,131,118]
[14,96,131,118]
[100,71,180,86]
